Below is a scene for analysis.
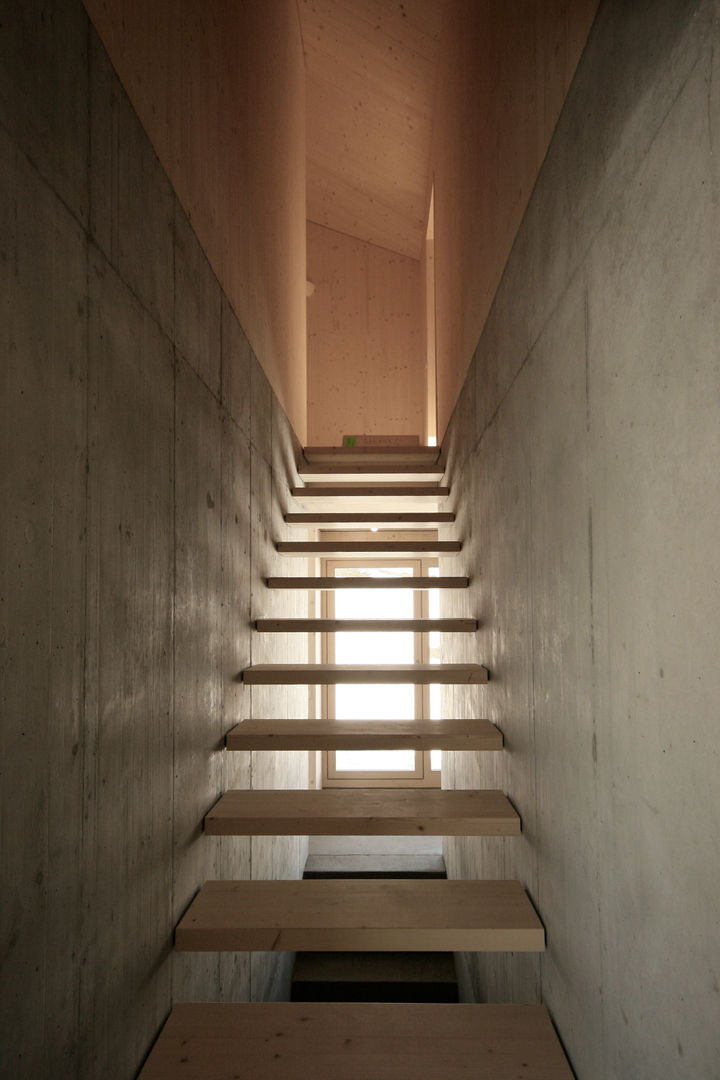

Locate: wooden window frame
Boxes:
[320,554,440,789]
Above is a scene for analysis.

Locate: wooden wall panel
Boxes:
[82,0,308,441]
[301,0,444,258]
[432,0,599,439]
[307,222,425,445]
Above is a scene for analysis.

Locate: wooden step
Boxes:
[276,540,460,556]
[240,663,489,685]
[291,485,449,512]
[226,717,503,751]
[254,618,478,632]
[278,540,461,556]
[139,1002,573,1079]
[205,789,520,836]
[285,512,455,528]
[174,879,545,952]
[267,576,469,590]
[303,445,441,464]
[292,485,449,499]
[298,465,445,483]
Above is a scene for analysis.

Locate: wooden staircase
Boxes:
[140,445,573,1079]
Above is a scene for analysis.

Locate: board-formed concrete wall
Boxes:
[440,1,720,1077]
[0,4,308,1077]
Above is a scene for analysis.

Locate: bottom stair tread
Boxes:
[205,788,520,836]
[139,1002,574,1079]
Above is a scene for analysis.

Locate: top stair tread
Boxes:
[277,540,461,555]
[290,485,449,510]
[139,1002,574,1080]
[240,663,489,685]
[284,512,455,528]
[292,484,448,496]
[298,464,445,483]
[205,788,520,836]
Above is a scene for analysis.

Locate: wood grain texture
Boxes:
[205,789,520,836]
[254,618,477,632]
[276,540,460,555]
[267,576,468,590]
[285,512,455,527]
[290,493,448,511]
[174,879,545,952]
[139,1002,573,1079]
[226,717,503,751]
[301,1,444,257]
[241,663,489,685]
[303,446,441,464]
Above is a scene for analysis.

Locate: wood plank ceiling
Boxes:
[298,0,446,259]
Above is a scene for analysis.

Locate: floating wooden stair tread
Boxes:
[255,618,478,632]
[139,1002,573,1080]
[292,484,449,498]
[291,485,449,511]
[284,511,455,528]
[205,789,520,836]
[267,575,469,590]
[241,663,489,685]
[303,445,441,464]
[226,717,503,751]
[299,467,445,484]
[174,879,545,952]
[277,540,460,556]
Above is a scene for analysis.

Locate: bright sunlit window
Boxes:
[322,558,441,786]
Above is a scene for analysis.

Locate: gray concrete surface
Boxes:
[0,3,308,1076]
[440,2,720,1077]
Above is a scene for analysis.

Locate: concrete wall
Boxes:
[440,1,720,1077]
[306,222,425,444]
[432,0,598,439]
[0,4,308,1077]
[82,0,308,442]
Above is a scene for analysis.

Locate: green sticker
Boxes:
[344,436,357,446]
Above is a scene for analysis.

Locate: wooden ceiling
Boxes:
[298,0,446,259]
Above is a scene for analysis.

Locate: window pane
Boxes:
[336,749,417,772]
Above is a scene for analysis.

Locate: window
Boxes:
[321,556,441,788]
